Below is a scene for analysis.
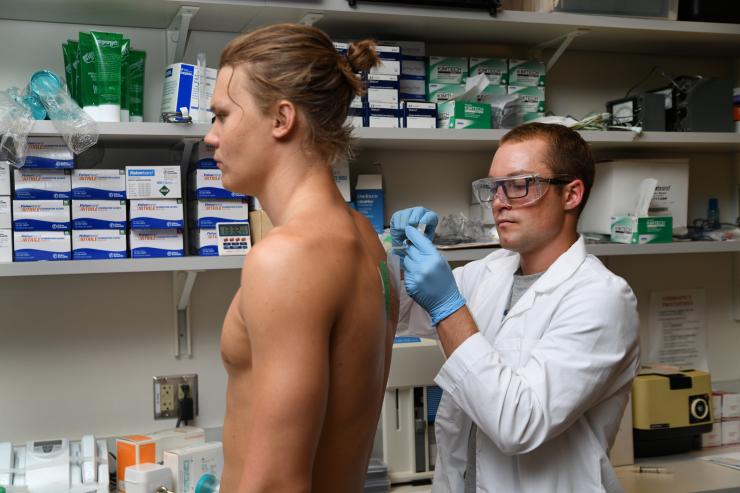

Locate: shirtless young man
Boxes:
[204,24,398,493]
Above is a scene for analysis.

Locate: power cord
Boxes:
[176,384,194,428]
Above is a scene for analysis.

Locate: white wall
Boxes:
[1,18,739,444]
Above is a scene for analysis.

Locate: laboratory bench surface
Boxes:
[388,444,740,493]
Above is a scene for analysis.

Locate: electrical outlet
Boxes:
[153,374,199,420]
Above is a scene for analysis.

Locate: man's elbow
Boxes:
[483,411,550,456]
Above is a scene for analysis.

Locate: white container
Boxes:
[192,229,218,256]
[72,169,126,199]
[12,200,71,231]
[713,392,723,420]
[129,229,184,258]
[0,196,11,229]
[161,63,217,122]
[125,166,182,199]
[578,159,689,235]
[0,161,11,195]
[13,231,71,261]
[13,168,72,200]
[722,391,740,419]
[72,200,127,230]
[0,229,12,263]
[22,136,75,169]
[72,230,127,260]
[721,418,740,445]
[130,199,184,229]
[125,463,173,493]
[702,421,722,448]
[163,442,223,493]
[192,199,249,228]
[191,169,246,200]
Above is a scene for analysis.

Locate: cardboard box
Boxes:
[0,229,12,263]
[191,199,249,228]
[0,161,12,196]
[713,392,723,420]
[400,77,426,101]
[163,442,223,493]
[426,83,466,104]
[355,175,384,233]
[611,216,672,244]
[129,229,184,258]
[22,136,75,169]
[72,169,126,199]
[427,57,468,84]
[191,169,246,200]
[72,200,127,230]
[192,229,218,256]
[12,199,71,231]
[702,421,722,448]
[507,85,546,120]
[126,166,182,199]
[437,100,492,129]
[369,44,401,76]
[13,231,71,261]
[722,419,740,445]
[249,210,274,244]
[130,199,184,229]
[117,427,205,491]
[192,142,217,169]
[469,58,508,85]
[366,74,400,105]
[161,63,216,121]
[721,391,740,419]
[402,101,437,129]
[508,59,546,87]
[13,168,72,200]
[578,159,689,235]
[0,196,10,229]
[366,102,400,128]
[72,230,127,260]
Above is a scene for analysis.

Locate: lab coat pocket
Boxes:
[492,337,522,368]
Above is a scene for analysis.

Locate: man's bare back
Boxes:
[220,205,398,492]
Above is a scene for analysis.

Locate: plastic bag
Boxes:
[0,88,34,167]
[434,212,493,245]
[28,70,99,154]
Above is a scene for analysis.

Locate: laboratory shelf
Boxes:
[2,241,737,277]
[28,122,740,152]
[3,0,740,56]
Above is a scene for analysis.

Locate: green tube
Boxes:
[127,50,146,122]
[78,32,98,119]
[90,31,123,121]
[62,41,76,101]
[120,38,130,122]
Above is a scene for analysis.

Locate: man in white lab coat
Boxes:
[392,122,640,492]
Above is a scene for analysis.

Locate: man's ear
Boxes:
[272,99,297,140]
[563,179,584,212]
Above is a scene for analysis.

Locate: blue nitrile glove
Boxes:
[403,225,466,326]
[390,207,439,258]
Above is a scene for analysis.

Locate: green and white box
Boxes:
[469,58,508,85]
[437,100,491,129]
[508,59,546,87]
[476,84,508,103]
[427,57,468,84]
[507,85,545,121]
[611,216,672,244]
[427,83,466,103]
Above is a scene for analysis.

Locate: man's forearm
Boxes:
[436,305,479,357]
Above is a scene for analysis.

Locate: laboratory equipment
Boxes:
[216,222,251,256]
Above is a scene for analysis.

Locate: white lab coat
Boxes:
[398,237,640,493]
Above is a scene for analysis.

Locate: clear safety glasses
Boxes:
[472,173,575,207]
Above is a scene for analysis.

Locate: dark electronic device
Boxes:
[346,0,502,16]
[646,76,733,132]
[607,93,666,131]
[678,0,740,23]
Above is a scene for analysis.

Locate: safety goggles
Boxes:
[472,173,575,207]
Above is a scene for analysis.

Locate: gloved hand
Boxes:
[403,225,466,326]
[390,207,438,258]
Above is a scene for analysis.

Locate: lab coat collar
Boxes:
[486,236,587,318]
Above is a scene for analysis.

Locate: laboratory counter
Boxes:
[389,444,740,493]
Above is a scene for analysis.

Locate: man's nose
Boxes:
[491,188,509,211]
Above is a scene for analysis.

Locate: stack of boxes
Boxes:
[126,165,184,258]
[71,169,127,260]
[704,391,740,448]
[189,143,250,256]
[366,44,401,128]
[11,137,73,262]
[398,41,436,129]
[507,59,546,122]
[0,161,11,263]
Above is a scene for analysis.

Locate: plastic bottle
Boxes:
[707,198,720,229]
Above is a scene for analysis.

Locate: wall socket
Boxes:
[153,374,198,420]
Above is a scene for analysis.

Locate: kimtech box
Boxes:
[426,83,466,104]
[161,63,217,121]
[129,229,184,258]
[13,231,71,261]
[507,85,546,121]
[13,169,72,200]
[427,57,468,84]
[191,199,249,228]
[130,199,184,229]
[72,200,127,230]
[0,196,10,229]
[125,166,182,199]
[12,200,71,231]
[611,216,672,244]
[21,137,75,169]
[0,230,11,263]
[191,170,246,200]
[508,59,546,87]
[437,100,492,129]
[72,230,127,260]
[72,169,126,199]
[469,58,508,85]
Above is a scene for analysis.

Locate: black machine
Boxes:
[607,93,666,131]
[345,0,502,16]
[609,76,733,132]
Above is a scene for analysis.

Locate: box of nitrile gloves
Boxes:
[72,169,126,199]
[72,200,127,230]
[366,74,399,106]
[366,103,400,128]
[191,199,249,229]
[13,169,72,200]
[13,200,71,231]
[129,229,184,258]
[402,101,437,129]
[22,137,75,169]
[370,44,401,76]
[130,199,184,229]
[192,229,218,256]
[72,230,127,260]
[191,170,246,200]
[13,231,71,261]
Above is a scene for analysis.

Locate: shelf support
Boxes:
[298,12,324,26]
[167,6,200,65]
[173,270,203,358]
[530,28,589,71]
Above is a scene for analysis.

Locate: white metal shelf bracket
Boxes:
[298,12,325,26]
[173,270,203,358]
[530,28,589,71]
[167,6,200,65]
